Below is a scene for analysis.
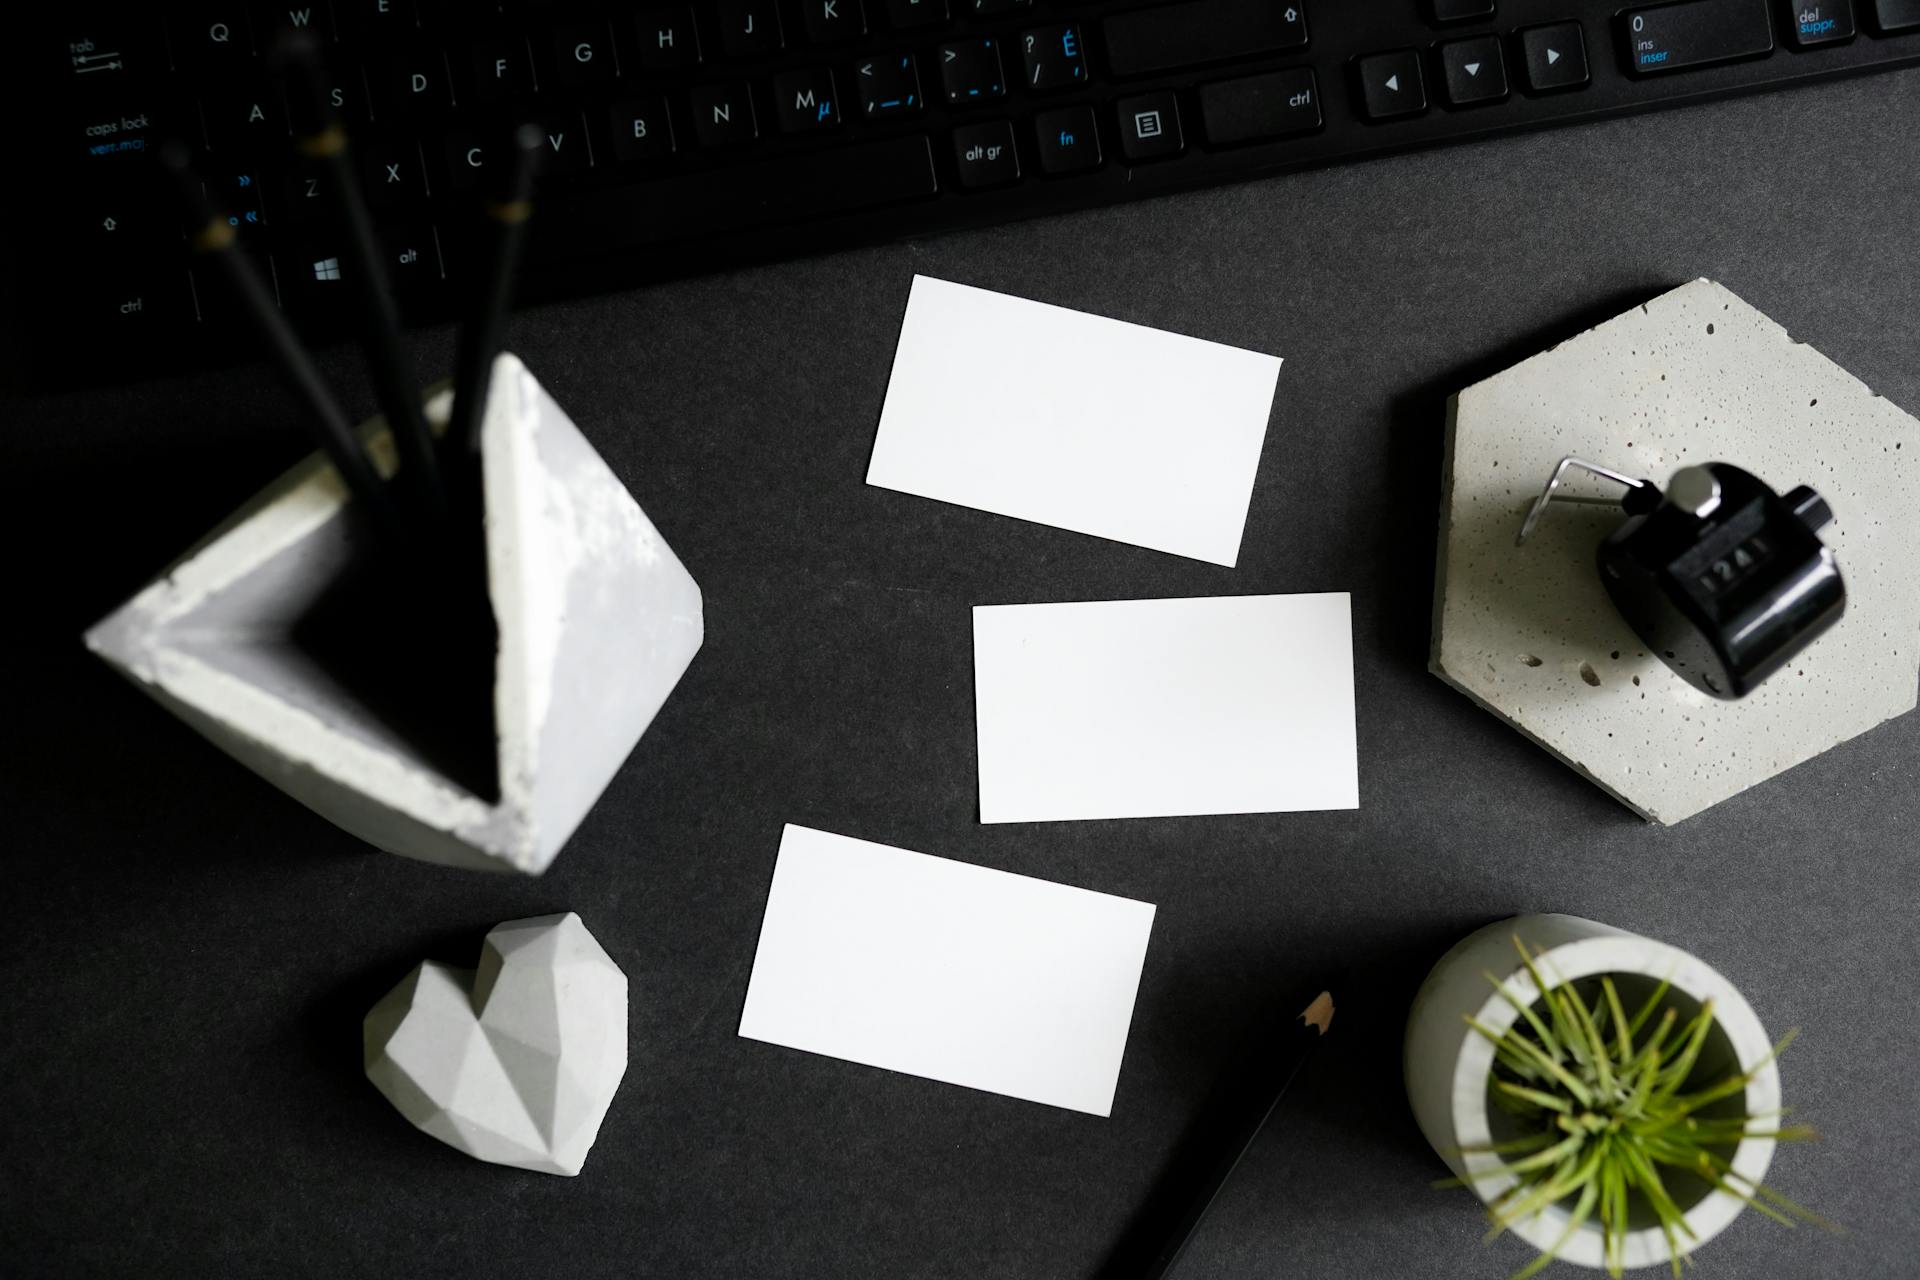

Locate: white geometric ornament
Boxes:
[1431,279,1920,823]
[84,353,703,873]
[364,913,628,1176]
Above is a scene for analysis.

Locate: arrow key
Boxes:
[1520,22,1588,93]
[1439,35,1508,107]
[1355,49,1426,121]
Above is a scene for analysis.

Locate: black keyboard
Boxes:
[27,1,1920,381]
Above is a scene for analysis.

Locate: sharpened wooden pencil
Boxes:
[159,140,399,541]
[446,122,543,460]
[1134,987,1337,1280]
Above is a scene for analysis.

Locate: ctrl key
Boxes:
[63,263,194,336]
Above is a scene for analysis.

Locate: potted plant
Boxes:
[1404,914,1828,1277]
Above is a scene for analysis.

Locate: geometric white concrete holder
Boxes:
[85,353,703,873]
[1432,280,1920,823]
[1404,913,1782,1272]
[364,912,628,1176]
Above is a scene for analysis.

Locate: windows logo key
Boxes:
[311,257,342,282]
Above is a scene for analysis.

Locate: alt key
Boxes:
[953,120,1020,188]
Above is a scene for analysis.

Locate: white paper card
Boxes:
[866,276,1282,567]
[973,593,1359,823]
[738,824,1156,1117]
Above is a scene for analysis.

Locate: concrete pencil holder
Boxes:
[85,353,703,874]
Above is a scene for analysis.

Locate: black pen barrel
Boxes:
[159,141,399,542]
[280,35,444,525]
[448,123,544,460]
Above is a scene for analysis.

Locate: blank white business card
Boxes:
[738,824,1156,1117]
[866,276,1282,567]
[973,593,1359,823]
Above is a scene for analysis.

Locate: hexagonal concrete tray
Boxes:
[1431,279,1919,824]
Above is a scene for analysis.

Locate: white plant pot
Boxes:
[84,353,703,875]
[1404,914,1781,1272]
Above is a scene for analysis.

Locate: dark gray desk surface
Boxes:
[5,68,1917,1280]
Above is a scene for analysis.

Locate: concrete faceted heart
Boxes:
[364,913,628,1175]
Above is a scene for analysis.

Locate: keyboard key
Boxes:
[1034,105,1101,174]
[443,131,491,191]
[952,120,1020,188]
[373,222,445,306]
[207,164,270,232]
[856,53,922,118]
[547,135,937,250]
[939,39,1006,105]
[203,77,288,151]
[1438,35,1508,106]
[461,37,535,104]
[378,46,452,114]
[343,0,417,40]
[1520,22,1589,91]
[1869,0,1920,31]
[718,1,784,56]
[1116,91,1183,162]
[773,69,842,132]
[1020,24,1087,91]
[69,184,170,256]
[64,265,195,337]
[1199,68,1322,145]
[280,160,333,222]
[172,6,258,69]
[533,111,595,174]
[1621,1,1773,76]
[886,0,949,29]
[800,0,866,43]
[1356,49,1426,119]
[1784,1,1855,46]
[52,13,167,89]
[190,245,281,324]
[360,139,428,205]
[1429,0,1494,20]
[252,2,337,44]
[67,94,176,165]
[1103,0,1308,78]
[547,21,619,87]
[314,58,371,124]
[689,83,758,147]
[632,8,702,71]
[607,97,677,160]
[282,237,353,318]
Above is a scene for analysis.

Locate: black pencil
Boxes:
[158,140,399,541]
[446,123,543,460]
[1136,988,1336,1280]
[277,33,444,525]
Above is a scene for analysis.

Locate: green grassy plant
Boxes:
[1444,938,1832,1279]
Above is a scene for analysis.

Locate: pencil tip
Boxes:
[1299,990,1335,1035]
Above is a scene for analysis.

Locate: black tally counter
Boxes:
[1518,458,1845,700]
